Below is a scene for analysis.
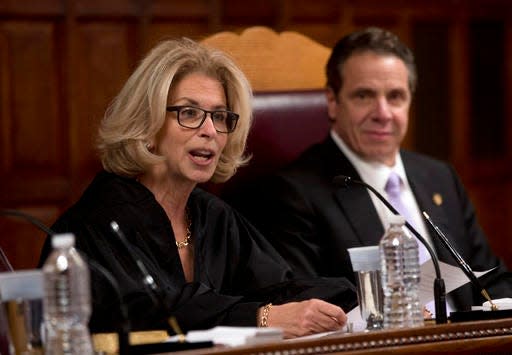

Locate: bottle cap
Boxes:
[389,214,406,225]
[51,233,75,248]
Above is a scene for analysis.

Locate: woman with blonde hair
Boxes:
[39,38,356,338]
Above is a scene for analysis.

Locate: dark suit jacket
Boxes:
[235,136,512,311]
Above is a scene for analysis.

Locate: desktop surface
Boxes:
[164,317,512,355]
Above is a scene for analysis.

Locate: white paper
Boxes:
[182,326,282,347]
[286,328,347,341]
[419,261,495,306]
[346,306,367,332]
[482,298,512,311]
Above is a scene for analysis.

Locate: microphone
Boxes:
[109,221,163,310]
[422,211,498,311]
[333,175,448,324]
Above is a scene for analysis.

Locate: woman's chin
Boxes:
[188,171,215,184]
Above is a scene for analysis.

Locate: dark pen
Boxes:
[422,211,497,311]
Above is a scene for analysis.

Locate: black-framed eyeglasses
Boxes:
[166,106,239,133]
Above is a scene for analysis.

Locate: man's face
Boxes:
[327,51,411,166]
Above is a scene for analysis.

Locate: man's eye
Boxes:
[354,91,371,100]
[388,91,407,103]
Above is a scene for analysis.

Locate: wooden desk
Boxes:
[169,317,512,355]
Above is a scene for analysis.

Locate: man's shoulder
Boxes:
[400,150,461,188]
[280,139,338,175]
[251,140,345,200]
[401,150,452,171]
[287,144,326,169]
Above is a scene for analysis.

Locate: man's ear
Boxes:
[325,87,337,121]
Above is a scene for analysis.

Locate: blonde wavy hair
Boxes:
[97,38,253,183]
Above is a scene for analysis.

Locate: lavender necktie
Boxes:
[385,171,429,264]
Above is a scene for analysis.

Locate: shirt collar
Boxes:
[330,129,408,192]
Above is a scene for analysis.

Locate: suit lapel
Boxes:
[334,185,385,246]
[323,137,384,246]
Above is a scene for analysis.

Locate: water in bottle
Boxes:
[379,215,423,328]
[42,233,93,354]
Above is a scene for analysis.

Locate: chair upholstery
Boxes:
[209,89,330,198]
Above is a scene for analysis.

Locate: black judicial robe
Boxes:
[38,171,356,333]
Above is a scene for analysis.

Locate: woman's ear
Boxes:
[145,142,154,151]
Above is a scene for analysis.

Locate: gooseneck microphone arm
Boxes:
[333,175,448,324]
[86,260,131,355]
[422,212,497,310]
[109,221,163,309]
[1,209,55,235]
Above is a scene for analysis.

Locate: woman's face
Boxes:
[155,72,229,185]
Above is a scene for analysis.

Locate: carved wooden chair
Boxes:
[201,26,330,91]
[200,27,332,196]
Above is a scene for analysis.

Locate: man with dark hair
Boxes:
[237,27,511,313]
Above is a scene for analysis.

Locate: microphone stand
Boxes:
[86,261,131,355]
[333,176,448,324]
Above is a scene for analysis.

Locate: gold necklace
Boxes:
[176,209,192,249]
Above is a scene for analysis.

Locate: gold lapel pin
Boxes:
[433,193,443,206]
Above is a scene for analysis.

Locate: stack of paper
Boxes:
[185,326,283,347]
[482,298,512,311]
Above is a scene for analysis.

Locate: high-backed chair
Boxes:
[201,26,330,91]
[200,27,331,196]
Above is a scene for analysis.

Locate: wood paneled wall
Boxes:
[1,0,512,270]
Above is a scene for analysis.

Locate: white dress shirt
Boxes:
[330,130,435,254]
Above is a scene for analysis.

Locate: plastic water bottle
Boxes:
[42,233,93,354]
[379,215,423,328]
